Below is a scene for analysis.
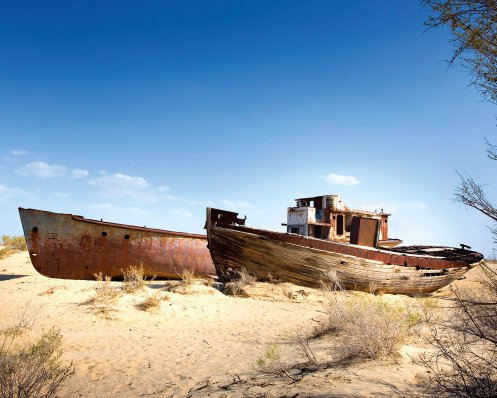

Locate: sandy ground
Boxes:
[0,250,491,397]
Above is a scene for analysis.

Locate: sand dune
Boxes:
[0,251,489,397]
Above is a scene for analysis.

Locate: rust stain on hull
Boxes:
[19,208,215,280]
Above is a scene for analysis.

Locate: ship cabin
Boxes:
[285,194,390,246]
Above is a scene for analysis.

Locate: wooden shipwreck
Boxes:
[206,208,484,295]
[284,194,402,248]
[19,208,215,280]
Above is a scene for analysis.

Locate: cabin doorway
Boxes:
[336,215,344,236]
[315,225,322,238]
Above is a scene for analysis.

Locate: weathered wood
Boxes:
[206,208,483,295]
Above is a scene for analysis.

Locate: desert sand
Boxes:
[0,250,489,397]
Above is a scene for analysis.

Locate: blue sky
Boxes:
[1,1,496,256]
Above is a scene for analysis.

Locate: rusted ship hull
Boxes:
[206,208,483,295]
[19,208,215,280]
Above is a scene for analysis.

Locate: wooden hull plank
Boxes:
[206,208,483,295]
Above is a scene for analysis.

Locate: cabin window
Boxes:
[336,215,344,235]
[291,227,299,234]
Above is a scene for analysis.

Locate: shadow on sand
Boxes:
[0,274,29,281]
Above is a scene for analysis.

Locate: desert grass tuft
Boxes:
[179,268,197,286]
[164,269,214,294]
[255,344,289,374]
[122,264,150,293]
[285,327,318,366]
[223,268,256,297]
[136,291,167,311]
[84,273,122,319]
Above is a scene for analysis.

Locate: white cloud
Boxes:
[220,199,255,210]
[170,208,194,219]
[0,184,30,203]
[360,201,427,214]
[156,185,170,192]
[403,201,427,210]
[188,199,216,207]
[89,173,149,192]
[322,173,360,186]
[53,192,69,198]
[71,169,89,179]
[186,198,254,210]
[16,161,66,178]
[88,173,165,203]
[10,150,29,156]
[80,203,146,216]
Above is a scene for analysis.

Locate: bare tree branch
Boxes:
[454,172,497,222]
[485,137,497,161]
[423,0,497,103]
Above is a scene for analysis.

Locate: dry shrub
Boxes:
[255,328,318,378]
[1,235,27,251]
[257,294,422,376]
[418,263,497,398]
[85,273,122,318]
[179,269,214,287]
[223,268,256,297]
[179,269,197,286]
[0,235,28,259]
[163,269,213,294]
[255,344,289,374]
[416,297,439,323]
[318,270,422,361]
[283,286,310,300]
[285,327,317,366]
[253,271,425,379]
[0,248,15,260]
[324,293,422,360]
[136,291,166,312]
[0,305,74,398]
[122,264,149,293]
[318,269,344,292]
[92,273,121,301]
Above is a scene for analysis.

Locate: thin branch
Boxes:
[454,171,497,222]
[485,137,497,161]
